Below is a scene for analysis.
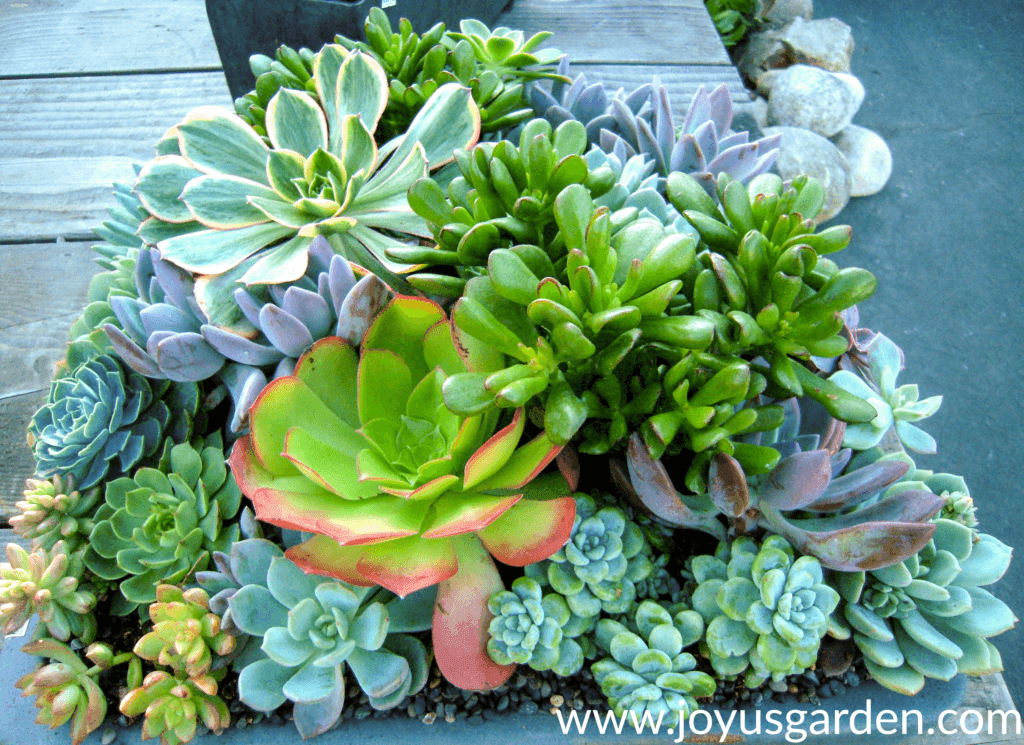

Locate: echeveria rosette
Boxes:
[397,117,615,297]
[591,600,713,721]
[194,538,285,671]
[486,576,584,677]
[134,45,480,329]
[828,333,943,454]
[15,639,135,745]
[28,353,199,490]
[584,146,689,234]
[0,541,97,643]
[691,535,839,687]
[84,435,242,611]
[668,170,880,426]
[12,475,101,553]
[228,294,575,690]
[120,670,230,745]
[134,586,236,679]
[526,494,654,623]
[227,556,432,739]
[830,519,1016,695]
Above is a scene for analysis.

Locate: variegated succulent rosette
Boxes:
[8,8,1015,745]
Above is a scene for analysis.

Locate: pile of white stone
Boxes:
[735,0,892,221]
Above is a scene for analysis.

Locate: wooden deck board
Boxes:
[0,392,45,521]
[0,0,220,78]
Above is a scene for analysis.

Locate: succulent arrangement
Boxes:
[5,8,1015,745]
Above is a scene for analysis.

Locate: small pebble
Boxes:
[445,714,456,724]
[100,728,117,745]
[769,680,788,693]
[496,694,509,711]
[802,672,820,686]
[483,709,502,721]
[355,705,372,720]
[844,671,861,687]
[468,714,484,725]
[236,719,247,730]
[444,703,457,719]
[751,691,764,707]
[788,684,799,694]
[414,697,427,717]
[422,712,437,725]
[519,700,539,716]
[817,684,833,700]
[550,694,564,707]
[540,681,552,698]
[430,677,441,689]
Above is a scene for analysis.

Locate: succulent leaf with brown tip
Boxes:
[12,475,101,553]
[134,585,237,678]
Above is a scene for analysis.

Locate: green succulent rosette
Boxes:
[486,576,584,676]
[228,555,432,739]
[592,600,713,721]
[691,535,839,686]
[84,434,242,611]
[28,351,199,491]
[831,519,1016,695]
[12,475,101,553]
[120,670,229,745]
[134,586,236,679]
[229,293,575,690]
[526,493,653,622]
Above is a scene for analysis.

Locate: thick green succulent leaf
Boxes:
[135,156,203,223]
[238,658,293,711]
[381,83,481,176]
[331,51,389,151]
[266,88,328,157]
[177,107,270,185]
[181,174,279,229]
[158,222,293,275]
[864,658,924,696]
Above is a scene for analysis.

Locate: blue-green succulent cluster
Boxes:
[526,494,654,626]
[228,553,432,739]
[486,576,584,676]
[831,519,1015,695]
[29,350,199,490]
[592,600,713,721]
[690,535,839,686]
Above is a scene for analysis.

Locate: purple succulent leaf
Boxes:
[530,85,560,114]
[151,249,196,313]
[202,324,285,366]
[268,284,288,306]
[681,85,711,136]
[606,131,635,161]
[335,273,394,345]
[327,255,358,316]
[622,83,653,115]
[281,286,333,340]
[134,249,156,304]
[708,453,750,517]
[775,397,802,441]
[109,295,148,344]
[797,490,945,532]
[707,141,763,182]
[562,75,587,113]
[611,98,641,152]
[830,448,853,478]
[624,435,726,537]
[549,57,572,100]
[652,83,675,154]
[772,440,803,459]
[692,120,719,168]
[211,550,232,577]
[154,332,226,382]
[234,288,266,330]
[717,131,749,151]
[736,144,782,186]
[692,171,717,197]
[762,506,940,572]
[806,459,911,513]
[258,305,314,358]
[545,105,575,129]
[574,84,610,124]
[220,363,268,432]
[273,356,296,379]
[758,449,832,511]
[140,302,198,337]
[636,117,667,174]
[669,133,705,173]
[104,323,163,378]
[707,83,734,136]
[306,235,334,274]
[585,114,618,145]
[146,330,176,358]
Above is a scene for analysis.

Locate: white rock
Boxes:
[766,64,863,137]
[765,0,813,28]
[763,125,852,222]
[781,17,854,72]
[832,124,892,196]
[831,72,866,110]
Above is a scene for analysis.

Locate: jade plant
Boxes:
[592,600,713,721]
[134,45,481,322]
[28,350,199,490]
[486,576,584,677]
[831,519,1016,695]
[11,475,101,553]
[227,554,432,738]
[134,585,237,678]
[230,294,576,689]
[120,670,230,745]
[1,541,97,643]
[16,638,140,745]
[690,535,839,686]
[84,434,242,611]
[526,493,654,621]
[829,332,943,454]
[706,0,773,48]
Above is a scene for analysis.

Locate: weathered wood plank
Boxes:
[0,314,77,402]
[498,0,731,65]
[0,242,98,330]
[0,0,220,78]
[570,63,748,104]
[0,529,32,552]
[0,72,232,243]
[0,391,44,522]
